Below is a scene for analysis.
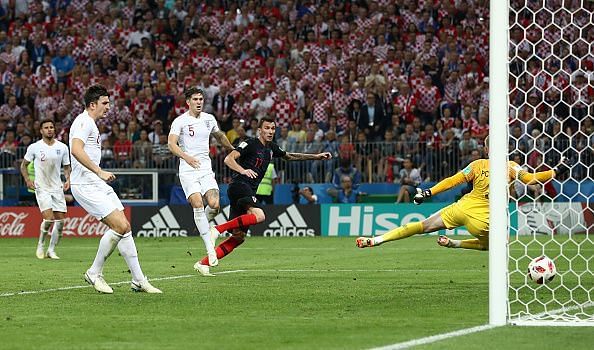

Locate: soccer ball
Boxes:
[527,256,557,285]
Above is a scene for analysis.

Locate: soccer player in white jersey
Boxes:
[20,119,70,260]
[168,87,235,273]
[69,85,161,294]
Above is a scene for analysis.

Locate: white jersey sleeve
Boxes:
[169,116,183,136]
[24,143,36,163]
[70,116,95,143]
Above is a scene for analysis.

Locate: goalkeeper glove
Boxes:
[413,188,432,205]
[553,156,570,177]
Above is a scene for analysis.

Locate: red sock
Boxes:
[215,214,258,233]
[200,236,244,265]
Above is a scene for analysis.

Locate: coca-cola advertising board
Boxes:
[0,207,131,238]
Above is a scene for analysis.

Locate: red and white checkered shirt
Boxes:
[443,80,461,104]
[394,93,417,123]
[35,96,57,119]
[232,100,251,121]
[242,56,264,70]
[272,99,296,128]
[310,99,329,125]
[463,117,478,131]
[331,89,350,116]
[409,76,426,93]
[415,85,441,113]
[130,99,153,126]
[471,123,489,139]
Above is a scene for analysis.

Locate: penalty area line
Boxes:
[369,324,499,350]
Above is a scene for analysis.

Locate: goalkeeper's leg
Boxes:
[357,211,446,248]
[437,236,488,250]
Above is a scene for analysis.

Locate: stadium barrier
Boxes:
[2,203,591,238]
[0,207,131,238]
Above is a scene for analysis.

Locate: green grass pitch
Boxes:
[1,236,592,350]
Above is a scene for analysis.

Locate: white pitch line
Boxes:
[369,324,498,350]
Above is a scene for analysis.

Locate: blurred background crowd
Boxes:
[0,0,591,189]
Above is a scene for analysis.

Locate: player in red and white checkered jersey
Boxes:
[271,89,296,129]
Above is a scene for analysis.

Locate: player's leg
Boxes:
[36,190,54,259]
[195,205,263,276]
[46,192,67,259]
[438,218,489,251]
[357,211,446,248]
[214,184,264,233]
[203,188,221,221]
[188,192,218,267]
[74,183,160,293]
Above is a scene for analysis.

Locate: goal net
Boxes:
[506,0,594,326]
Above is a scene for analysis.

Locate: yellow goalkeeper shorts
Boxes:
[439,198,489,239]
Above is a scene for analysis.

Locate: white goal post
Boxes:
[490,0,594,326]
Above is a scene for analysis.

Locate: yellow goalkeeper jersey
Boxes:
[430,159,556,236]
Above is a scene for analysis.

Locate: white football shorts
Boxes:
[179,170,219,198]
[35,189,67,213]
[71,182,124,220]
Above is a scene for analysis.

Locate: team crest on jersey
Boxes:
[205,120,211,129]
[56,149,61,155]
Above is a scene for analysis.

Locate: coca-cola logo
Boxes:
[63,214,108,236]
[0,212,28,236]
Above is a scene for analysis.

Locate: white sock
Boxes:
[372,236,384,245]
[88,229,122,275]
[205,205,219,221]
[48,220,64,252]
[117,232,145,283]
[38,220,52,246]
[194,207,215,255]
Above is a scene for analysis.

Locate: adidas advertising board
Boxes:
[132,206,193,237]
[132,205,320,237]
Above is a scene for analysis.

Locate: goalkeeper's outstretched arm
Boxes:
[413,171,468,205]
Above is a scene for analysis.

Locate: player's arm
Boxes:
[283,151,332,161]
[70,138,115,182]
[167,133,200,168]
[19,159,35,190]
[414,163,473,205]
[63,164,71,191]
[212,130,235,152]
[224,150,257,178]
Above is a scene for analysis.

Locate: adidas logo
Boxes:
[263,204,315,237]
[137,206,188,237]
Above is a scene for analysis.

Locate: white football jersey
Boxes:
[24,140,69,191]
[169,111,219,173]
[69,111,103,185]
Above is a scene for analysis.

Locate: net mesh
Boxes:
[507,0,594,324]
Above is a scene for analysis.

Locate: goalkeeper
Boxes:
[356,137,569,250]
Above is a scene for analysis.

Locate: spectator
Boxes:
[51,46,75,84]
[113,131,133,167]
[329,158,361,197]
[330,175,362,204]
[0,129,18,166]
[133,129,152,168]
[396,157,422,203]
[152,82,174,124]
[459,130,479,165]
[299,186,318,204]
[152,134,173,168]
[212,83,235,132]
[249,88,274,120]
[148,120,164,145]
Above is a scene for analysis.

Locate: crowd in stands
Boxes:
[0,0,592,186]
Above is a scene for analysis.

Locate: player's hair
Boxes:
[84,85,109,107]
[258,116,276,128]
[184,87,205,100]
[40,119,55,128]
